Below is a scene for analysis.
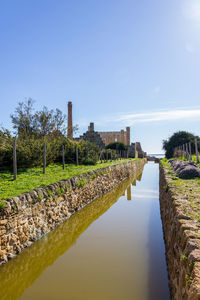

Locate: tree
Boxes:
[11,99,67,138]
[11,98,36,138]
[106,142,127,150]
[162,131,200,158]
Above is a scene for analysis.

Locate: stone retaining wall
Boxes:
[160,164,200,300]
[0,159,146,266]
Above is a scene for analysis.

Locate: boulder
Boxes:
[169,159,200,179]
[179,166,200,179]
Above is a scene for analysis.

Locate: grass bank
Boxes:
[0,159,138,200]
[170,155,200,166]
[160,158,200,222]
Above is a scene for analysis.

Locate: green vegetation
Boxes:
[106,142,127,150]
[162,131,200,159]
[164,184,169,193]
[185,274,193,284]
[161,157,200,224]
[77,178,87,187]
[0,200,6,209]
[0,99,99,169]
[0,159,137,200]
[180,254,188,261]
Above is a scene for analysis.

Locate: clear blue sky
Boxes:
[1,0,200,153]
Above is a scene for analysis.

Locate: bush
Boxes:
[81,158,96,165]
[106,142,127,150]
[0,133,100,170]
[163,131,200,159]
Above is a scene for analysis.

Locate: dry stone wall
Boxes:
[160,164,200,300]
[0,159,146,266]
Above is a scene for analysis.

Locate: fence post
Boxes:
[13,137,17,181]
[43,143,46,174]
[195,139,199,164]
[76,146,79,165]
[183,144,185,160]
[186,143,189,160]
[106,150,108,161]
[62,145,65,169]
[189,142,192,161]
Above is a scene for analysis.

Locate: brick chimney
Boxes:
[67,101,73,139]
[126,127,130,146]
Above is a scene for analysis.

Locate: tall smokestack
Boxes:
[67,101,73,139]
[126,127,130,146]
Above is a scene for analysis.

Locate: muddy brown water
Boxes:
[0,162,170,300]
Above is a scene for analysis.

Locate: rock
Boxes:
[169,159,200,179]
[188,249,200,263]
[179,166,200,179]
[0,219,7,225]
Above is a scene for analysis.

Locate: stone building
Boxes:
[79,122,131,149]
[80,123,130,147]
[128,142,146,158]
[79,123,105,149]
[99,126,130,146]
[67,101,146,156]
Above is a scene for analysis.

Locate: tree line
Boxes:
[163,131,200,159]
[0,99,99,169]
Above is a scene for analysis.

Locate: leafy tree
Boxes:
[106,142,127,150]
[11,98,36,138]
[162,131,200,158]
[11,99,67,138]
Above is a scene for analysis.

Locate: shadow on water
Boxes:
[146,162,170,300]
[0,169,144,300]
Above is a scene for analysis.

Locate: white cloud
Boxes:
[91,107,200,127]
[118,108,200,125]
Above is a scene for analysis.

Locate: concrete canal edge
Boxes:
[159,164,200,300]
[0,159,146,266]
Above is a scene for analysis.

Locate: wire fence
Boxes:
[173,138,199,163]
[0,140,130,181]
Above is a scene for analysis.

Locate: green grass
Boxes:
[0,159,138,200]
[161,157,200,224]
[172,155,200,166]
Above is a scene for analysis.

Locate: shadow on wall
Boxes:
[0,168,144,300]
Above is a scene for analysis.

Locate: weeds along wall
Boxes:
[0,159,146,266]
[160,164,200,300]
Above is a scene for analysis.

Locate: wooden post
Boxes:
[62,145,65,169]
[106,150,108,161]
[43,143,46,174]
[195,139,199,164]
[86,148,89,159]
[186,143,189,160]
[76,146,79,165]
[13,137,17,181]
[127,149,129,159]
[189,142,192,161]
[183,144,185,160]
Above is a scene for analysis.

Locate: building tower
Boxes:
[67,101,73,139]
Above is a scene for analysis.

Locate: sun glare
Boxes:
[183,0,200,26]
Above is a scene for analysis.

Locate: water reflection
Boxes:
[0,169,143,300]
[127,185,131,200]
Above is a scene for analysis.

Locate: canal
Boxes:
[0,162,170,300]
